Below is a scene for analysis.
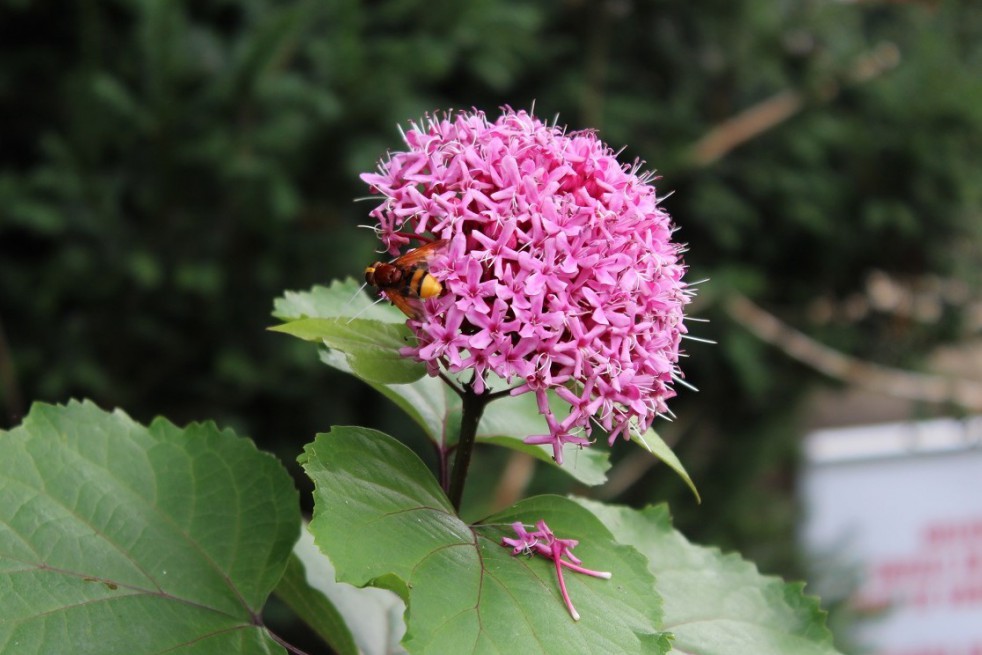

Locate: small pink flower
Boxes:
[362,108,690,463]
[502,520,611,621]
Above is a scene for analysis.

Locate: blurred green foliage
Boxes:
[2,0,980,603]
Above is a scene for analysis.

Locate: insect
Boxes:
[364,239,446,319]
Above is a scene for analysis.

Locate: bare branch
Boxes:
[687,42,900,166]
[727,294,982,411]
[0,312,24,425]
[491,451,537,512]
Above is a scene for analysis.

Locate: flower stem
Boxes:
[447,386,489,512]
[553,548,581,621]
[437,444,451,491]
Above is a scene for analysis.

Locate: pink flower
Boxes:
[361,108,690,463]
[502,520,611,621]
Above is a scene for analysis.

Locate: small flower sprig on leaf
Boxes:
[503,519,612,621]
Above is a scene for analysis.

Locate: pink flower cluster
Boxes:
[361,108,689,463]
[502,520,611,621]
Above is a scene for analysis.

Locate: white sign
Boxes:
[800,417,982,655]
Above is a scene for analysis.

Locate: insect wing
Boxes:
[390,239,446,269]
[383,289,423,319]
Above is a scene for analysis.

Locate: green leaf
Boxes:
[329,348,457,442]
[276,552,357,655]
[479,391,610,486]
[273,278,406,324]
[300,427,669,654]
[0,401,300,655]
[276,525,405,655]
[278,281,610,484]
[319,349,612,486]
[272,279,425,383]
[631,429,701,503]
[271,317,425,383]
[576,500,843,655]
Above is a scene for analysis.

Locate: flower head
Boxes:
[361,108,689,463]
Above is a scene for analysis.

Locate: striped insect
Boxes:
[364,239,446,319]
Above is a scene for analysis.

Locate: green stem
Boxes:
[447,387,489,512]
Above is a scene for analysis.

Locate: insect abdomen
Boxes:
[418,272,442,299]
[408,268,442,299]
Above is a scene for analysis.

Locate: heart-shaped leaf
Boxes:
[276,525,405,655]
[273,278,406,324]
[299,426,668,654]
[0,401,300,655]
[576,500,842,655]
[271,317,425,383]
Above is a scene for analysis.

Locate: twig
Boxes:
[491,451,536,511]
[579,0,613,130]
[590,411,695,501]
[485,385,523,402]
[727,293,982,411]
[687,42,901,166]
[591,450,657,501]
[266,629,313,655]
[0,312,24,424]
[439,371,465,397]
